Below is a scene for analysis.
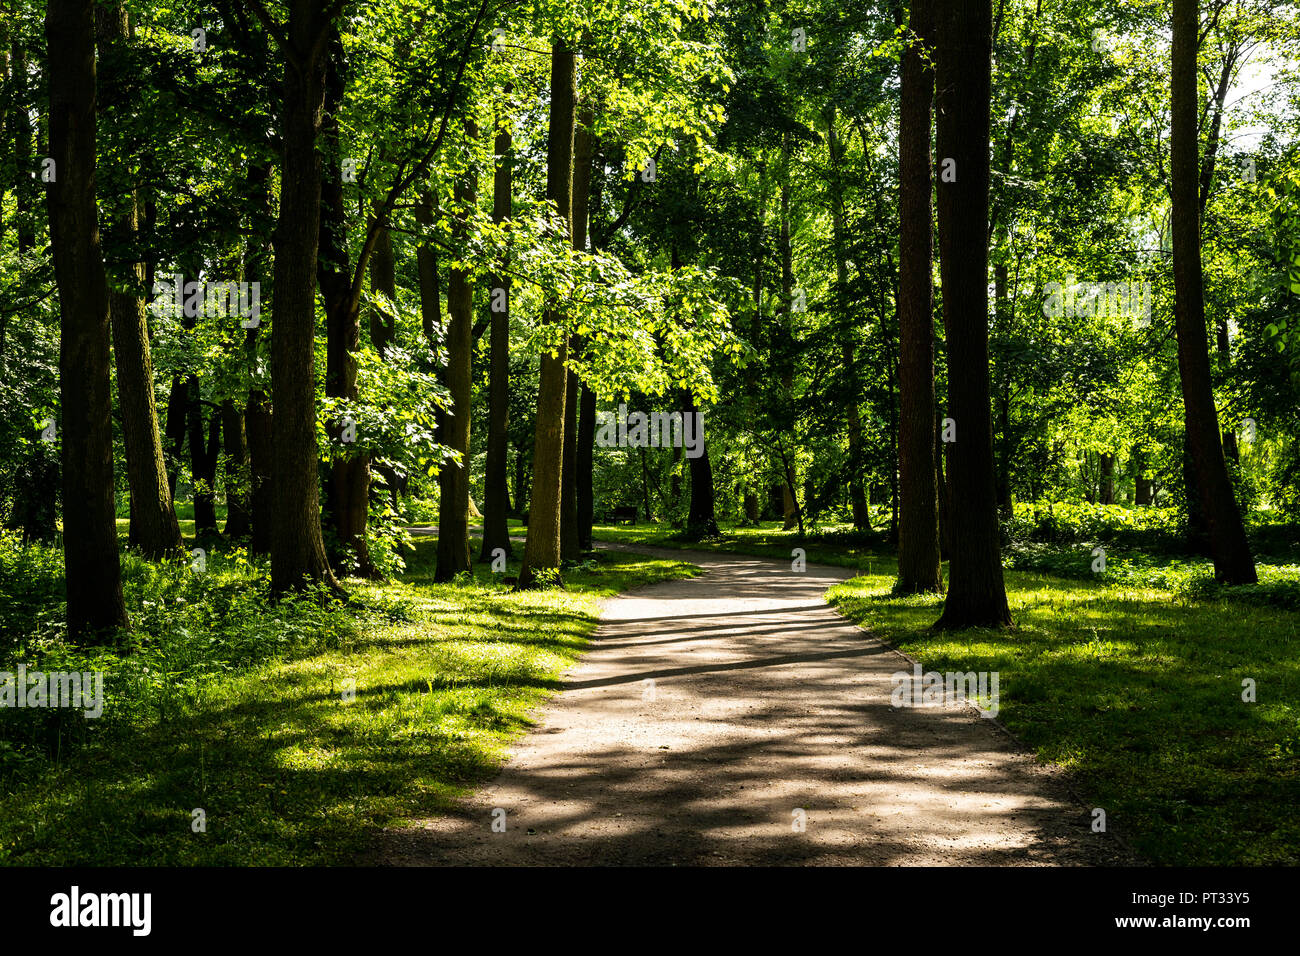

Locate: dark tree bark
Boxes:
[221,398,253,539]
[415,193,443,348]
[683,391,719,539]
[576,385,596,548]
[187,382,220,535]
[480,113,514,561]
[559,359,580,559]
[435,120,477,581]
[896,0,943,594]
[1171,0,1256,584]
[46,0,127,638]
[317,27,377,578]
[245,387,273,555]
[1099,452,1115,505]
[932,0,1011,630]
[95,1,183,559]
[164,376,187,497]
[518,37,576,589]
[270,0,339,595]
[559,106,593,562]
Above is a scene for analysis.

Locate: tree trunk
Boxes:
[777,145,799,531]
[559,106,593,561]
[518,38,576,589]
[896,0,943,594]
[270,0,339,595]
[1171,0,1256,584]
[187,382,219,534]
[559,361,580,559]
[827,107,869,530]
[221,399,253,538]
[932,0,1010,630]
[576,385,596,548]
[95,0,182,559]
[245,388,273,554]
[683,391,719,539]
[481,115,514,561]
[46,0,127,638]
[435,120,477,581]
[316,27,377,578]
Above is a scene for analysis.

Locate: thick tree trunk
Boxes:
[270,0,339,595]
[932,0,1010,630]
[435,121,477,581]
[46,0,127,638]
[95,1,182,560]
[896,0,943,594]
[518,38,576,589]
[481,117,514,561]
[1171,0,1256,584]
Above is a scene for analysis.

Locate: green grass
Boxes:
[0,536,696,865]
[827,560,1300,866]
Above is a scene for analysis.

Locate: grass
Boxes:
[828,563,1300,866]
[592,517,1300,865]
[0,534,696,865]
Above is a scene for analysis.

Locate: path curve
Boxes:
[372,543,1135,865]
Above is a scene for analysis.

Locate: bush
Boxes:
[1004,501,1183,549]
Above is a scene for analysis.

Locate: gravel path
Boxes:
[372,543,1135,865]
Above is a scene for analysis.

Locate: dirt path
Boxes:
[372,544,1135,865]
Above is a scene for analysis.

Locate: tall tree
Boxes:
[435,120,477,581]
[95,0,183,560]
[269,0,340,595]
[317,25,378,578]
[518,36,576,589]
[45,0,127,637]
[895,0,942,595]
[480,102,514,562]
[932,0,1010,630]
[1170,0,1256,584]
[559,105,593,561]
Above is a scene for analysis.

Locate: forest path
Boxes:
[371,543,1133,865]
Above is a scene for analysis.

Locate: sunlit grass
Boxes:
[0,537,696,865]
[827,561,1300,866]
